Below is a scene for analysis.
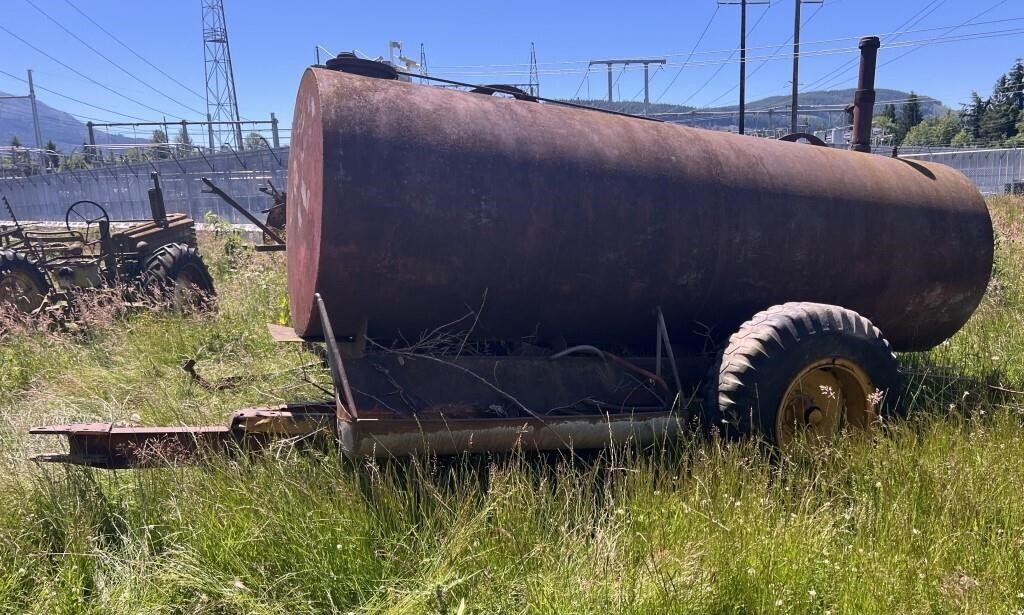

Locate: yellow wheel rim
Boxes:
[776,358,877,448]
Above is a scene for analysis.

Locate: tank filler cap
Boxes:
[323,52,398,80]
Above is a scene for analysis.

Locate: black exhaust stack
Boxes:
[850,36,880,154]
[148,172,168,226]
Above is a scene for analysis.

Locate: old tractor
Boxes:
[0,173,214,314]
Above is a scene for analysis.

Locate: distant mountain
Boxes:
[0,92,145,153]
[568,89,947,131]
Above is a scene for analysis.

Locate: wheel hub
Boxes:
[0,270,45,312]
[776,359,876,448]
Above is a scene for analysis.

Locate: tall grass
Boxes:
[1,200,1023,613]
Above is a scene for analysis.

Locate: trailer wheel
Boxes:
[704,302,902,448]
[0,250,50,313]
[143,243,216,310]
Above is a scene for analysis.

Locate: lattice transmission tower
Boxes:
[528,42,539,97]
[201,0,242,150]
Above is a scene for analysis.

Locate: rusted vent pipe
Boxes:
[850,36,880,153]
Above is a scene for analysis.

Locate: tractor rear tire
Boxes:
[703,302,903,448]
[143,243,216,311]
[0,250,50,313]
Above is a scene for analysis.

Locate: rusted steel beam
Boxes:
[30,404,334,468]
[200,177,285,246]
[339,412,681,458]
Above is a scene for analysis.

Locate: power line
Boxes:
[0,67,148,122]
[438,24,1024,80]
[23,0,204,116]
[704,1,826,108]
[878,0,1011,71]
[653,5,721,103]
[816,0,1011,92]
[681,2,773,107]
[60,0,206,102]
[616,64,665,113]
[0,22,182,118]
[571,67,590,100]
[807,0,949,91]
[432,14,1021,74]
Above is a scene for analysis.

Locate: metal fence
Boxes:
[0,146,288,225]
[901,147,1024,196]
[3,141,1022,227]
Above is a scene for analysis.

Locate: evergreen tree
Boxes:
[43,139,60,169]
[149,129,170,159]
[1007,59,1024,115]
[897,93,923,143]
[979,74,1016,144]
[961,92,987,141]
[882,103,897,124]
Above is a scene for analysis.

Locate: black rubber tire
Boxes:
[142,243,216,310]
[703,302,903,445]
[0,250,50,312]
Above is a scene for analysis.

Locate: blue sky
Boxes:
[0,0,1021,130]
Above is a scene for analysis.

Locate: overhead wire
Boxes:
[0,22,181,119]
[704,0,827,108]
[434,26,1024,79]
[814,0,1011,93]
[60,0,206,101]
[571,67,591,100]
[430,14,1021,74]
[614,64,665,113]
[0,67,148,122]
[23,0,204,116]
[681,1,774,106]
[653,5,721,103]
[805,0,949,92]
[878,0,1011,71]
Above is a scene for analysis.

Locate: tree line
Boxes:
[875,58,1024,148]
[3,126,272,176]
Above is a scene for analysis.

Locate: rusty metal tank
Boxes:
[287,67,992,352]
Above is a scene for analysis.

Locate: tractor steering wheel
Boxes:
[65,200,110,244]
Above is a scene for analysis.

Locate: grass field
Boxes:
[1,199,1023,614]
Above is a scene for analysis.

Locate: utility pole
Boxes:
[0,70,45,167]
[791,0,824,134]
[588,58,666,108]
[719,0,769,135]
[26,70,42,150]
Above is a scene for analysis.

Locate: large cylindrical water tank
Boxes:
[287,67,992,352]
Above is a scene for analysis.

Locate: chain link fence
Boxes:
[0,146,287,225]
[4,142,1022,228]
[901,147,1024,196]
